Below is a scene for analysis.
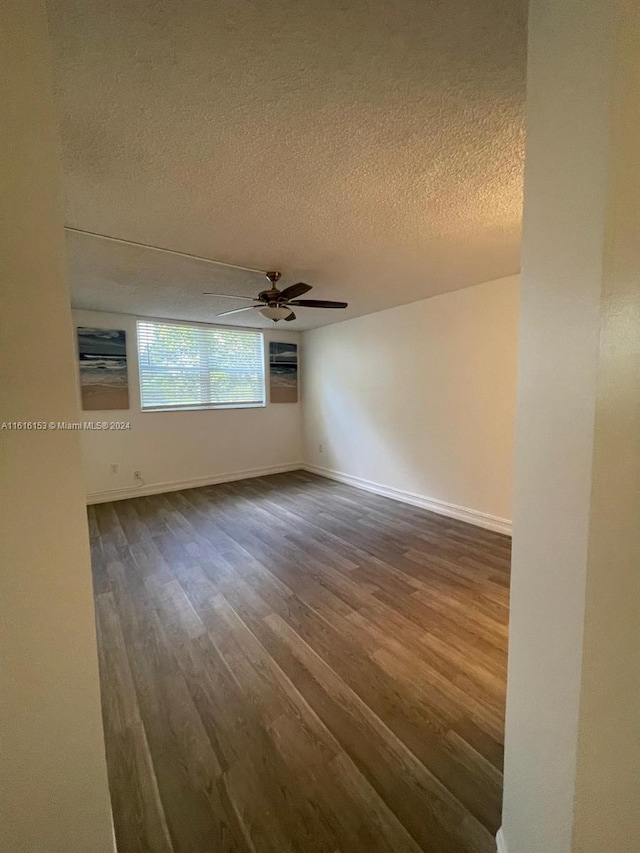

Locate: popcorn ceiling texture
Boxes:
[48,0,527,329]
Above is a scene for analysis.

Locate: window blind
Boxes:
[137,320,265,411]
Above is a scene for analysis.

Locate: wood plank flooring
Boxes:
[89,470,510,853]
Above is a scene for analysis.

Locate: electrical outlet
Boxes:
[133,470,142,480]
[318,443,324,453]
[110,463,119,475]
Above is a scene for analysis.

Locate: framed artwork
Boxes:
[269,341,298,403]
[77,327,129,410]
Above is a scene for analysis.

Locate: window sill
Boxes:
[141,403,266,413]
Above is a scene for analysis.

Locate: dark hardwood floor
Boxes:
[89,471,510,853]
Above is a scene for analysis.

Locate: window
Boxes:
[137,319,265,411]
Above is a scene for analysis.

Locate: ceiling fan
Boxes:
[204,271,348,322]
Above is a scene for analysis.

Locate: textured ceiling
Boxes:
[48,0,527,330]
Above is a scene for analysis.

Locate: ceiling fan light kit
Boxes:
[260,305,293,321]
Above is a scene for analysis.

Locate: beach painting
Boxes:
[77,327,129,410]
[269,341,298,403]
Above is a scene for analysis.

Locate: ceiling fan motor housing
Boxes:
[258,271,283,304]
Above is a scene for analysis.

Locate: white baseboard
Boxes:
[496,827,508,853]
[87,462,303,504]
[302,463,512,535]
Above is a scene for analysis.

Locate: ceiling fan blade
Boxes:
[203,292,257,300]
[279,282,312,301]
[216,305,260,317]
[287,299,348,309]
[284,311,297,322]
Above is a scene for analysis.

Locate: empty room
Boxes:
[2,2,638,853]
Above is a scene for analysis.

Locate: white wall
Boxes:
[302,275,519,532]
[0,2,114,851]
[571,5,640,846]
[73,309,303,501]
[502,1,640,851]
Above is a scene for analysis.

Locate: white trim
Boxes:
[496,827,508,853]
[87,462,303,504]
[302,463,512,535]
[111,812,118,852]
[140,402,266,413]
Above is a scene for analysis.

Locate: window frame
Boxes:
[136,317,266,413]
